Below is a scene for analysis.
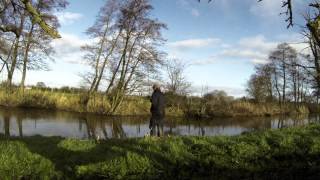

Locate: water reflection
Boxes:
[0,107,318,139]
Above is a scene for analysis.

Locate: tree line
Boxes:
[247,1,320,106]
[1,0,320,114]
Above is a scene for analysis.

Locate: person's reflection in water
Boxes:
[16,116,23,137]
[201,126,205,136]
[137,119,141,136]
[4,114,10,137]
[79,119,83,131]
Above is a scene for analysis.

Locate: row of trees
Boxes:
[247,1,320,106]
[247,43,312,104]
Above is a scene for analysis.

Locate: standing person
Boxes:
[149,83,165,137]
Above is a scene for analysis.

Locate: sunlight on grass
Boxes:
[57,139,97,152]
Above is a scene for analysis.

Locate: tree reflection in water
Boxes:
[111,118,126,138]
[99,119,108,139]
[80,116,127,139]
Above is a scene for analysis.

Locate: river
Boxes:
[0,107,319,139]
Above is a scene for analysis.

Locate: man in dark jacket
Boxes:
[150,83,165,137]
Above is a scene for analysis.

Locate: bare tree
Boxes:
[165,58,191,95]
[82,0,122,94]
[81,0,166,114]
[247,64,273,103]
[247,42,316,106]
[104,0,166,113]
[269,43,297,103]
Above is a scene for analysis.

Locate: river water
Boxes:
[0,107,319,139]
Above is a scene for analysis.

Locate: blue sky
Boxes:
[9,0,310,97]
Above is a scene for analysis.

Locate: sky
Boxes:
[6,0,311,97]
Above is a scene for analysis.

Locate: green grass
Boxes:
[1,124,320,179]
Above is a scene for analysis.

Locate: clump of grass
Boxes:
[76,151,153,179]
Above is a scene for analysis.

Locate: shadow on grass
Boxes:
[2,125,320,179]
[0,135,178,179]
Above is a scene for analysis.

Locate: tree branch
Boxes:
[0,24,19,36]
[21,0,61,38]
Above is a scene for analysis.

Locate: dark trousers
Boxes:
[150,116,164,137]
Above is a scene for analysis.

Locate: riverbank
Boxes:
[1,124,320,179]
[0,89,152,116]
[0,89,313,117]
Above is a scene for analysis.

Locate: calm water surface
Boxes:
[0,107,319,139]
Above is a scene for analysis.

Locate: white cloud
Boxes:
[55,12,83,25]
[251,58,269,64]
[221,49,267,60]
[169,38,221,50]
[192,85,246,97]
[191,8,200,17]
[190,57,217,66]
[276,33,310,54]
[174,33,308,67]
[215,34,281,64]
[216,33,310,65]
[238,35,277,53]
[290,43,310,54]
[51,33,94,64]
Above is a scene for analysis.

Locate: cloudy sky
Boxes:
[8,0,310,97]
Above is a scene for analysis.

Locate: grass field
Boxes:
[1,124,320,179]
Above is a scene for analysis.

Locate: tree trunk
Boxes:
[20,23,35,91]
[89,26,109,93]
[93,31,121,92]
[105,34,130,94]
[7,15,25,88]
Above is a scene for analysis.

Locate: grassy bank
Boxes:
[1,124,320,179]
[185,99,311,118]
[0,88,313,117]
[0,89,151,116]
